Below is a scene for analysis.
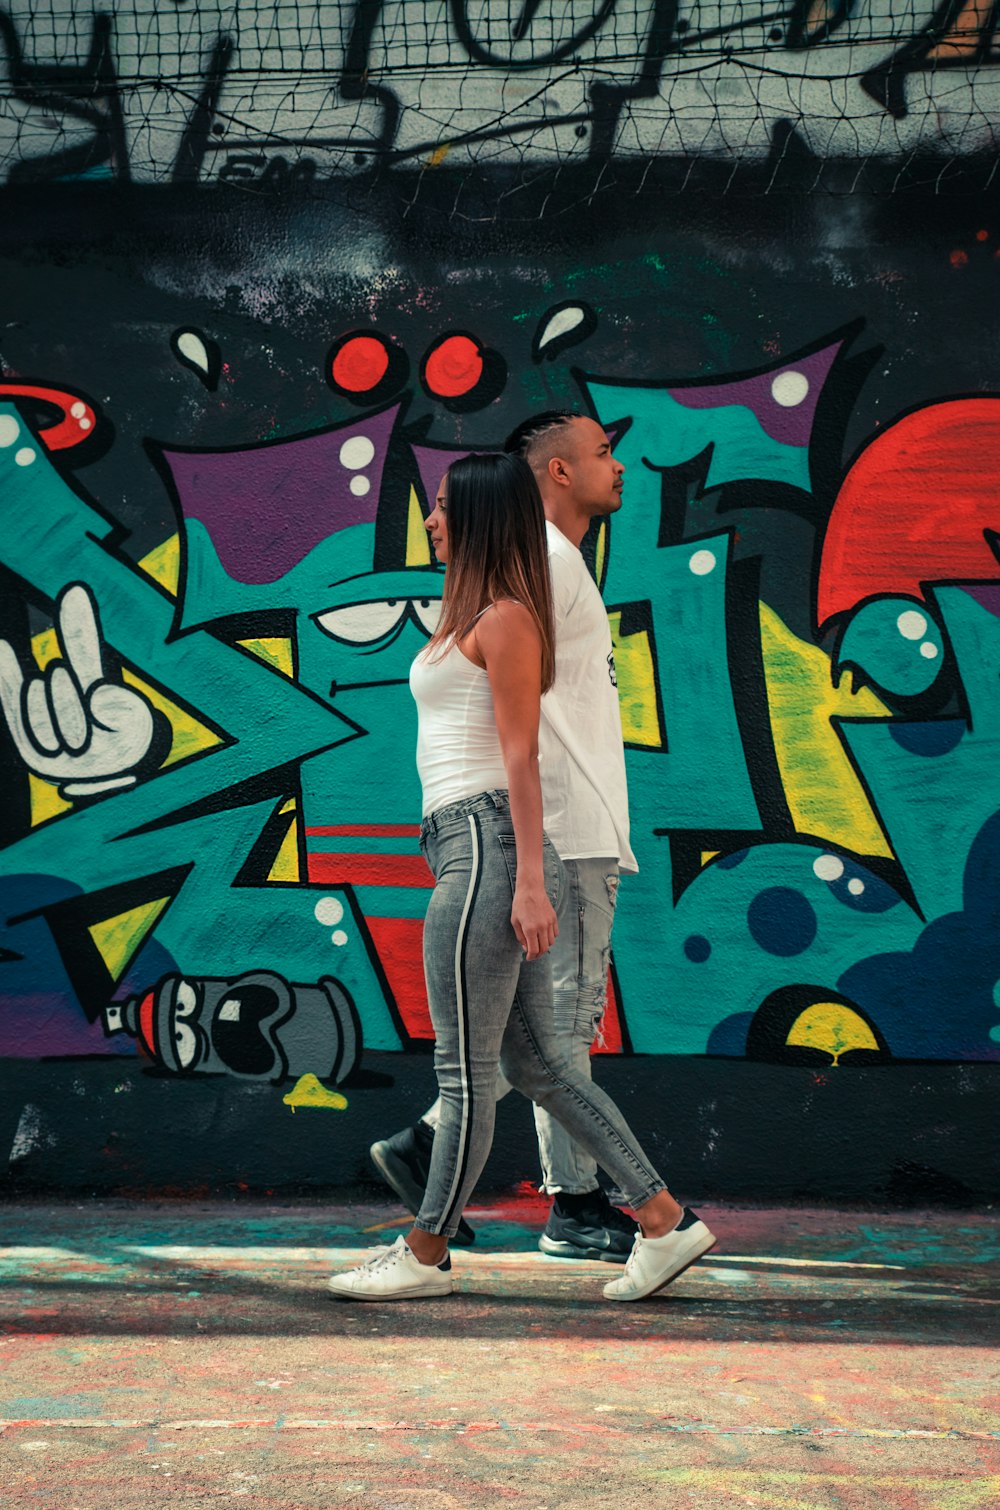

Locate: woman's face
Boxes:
[425,475,450,565]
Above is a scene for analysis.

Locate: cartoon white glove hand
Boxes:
[0,582,157,798]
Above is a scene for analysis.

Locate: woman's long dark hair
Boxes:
[426,451,556,693]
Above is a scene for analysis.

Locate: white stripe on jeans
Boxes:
[438,812,481,1231]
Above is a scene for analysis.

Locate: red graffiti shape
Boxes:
[0,383,97,449]
[817,398,1000,625]
[423,334,483,398]
[331,335,391,392]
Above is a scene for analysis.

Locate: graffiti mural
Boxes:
[2,0,1000,185]
[1,0,998,1196]
[3,295,1000,1099]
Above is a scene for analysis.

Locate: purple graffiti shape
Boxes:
[963,584,1000,621]
[667,343,842,448]
[160,405,400,584]
[411,443,478,509]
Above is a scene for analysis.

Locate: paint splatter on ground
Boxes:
[0,1198,997,1507]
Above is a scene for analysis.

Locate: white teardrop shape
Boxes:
[537,305,586,352]
[175,329,210,374]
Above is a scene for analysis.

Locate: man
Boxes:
[370,411,639,1262]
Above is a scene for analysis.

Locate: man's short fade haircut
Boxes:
[503,410,581,459]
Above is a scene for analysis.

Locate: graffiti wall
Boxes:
[2,0,1000,182]
[0,2,998,1199]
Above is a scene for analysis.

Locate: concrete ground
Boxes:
[0,1195,997,1509]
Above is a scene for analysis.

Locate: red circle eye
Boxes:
[331,335,391,393]
[423,335,484,398]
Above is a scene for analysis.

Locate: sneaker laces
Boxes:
[357,1241,402,1272]
[618,1233,645,1285]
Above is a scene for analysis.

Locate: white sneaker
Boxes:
[603,1208,716,1301]
[328,1235,454,1301]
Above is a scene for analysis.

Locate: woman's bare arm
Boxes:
[471,602,558,961]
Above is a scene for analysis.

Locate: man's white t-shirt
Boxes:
[539,521,638,873]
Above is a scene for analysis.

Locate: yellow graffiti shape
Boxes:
[123,668,225,766]
[607,609,663,749]
[786,1002,881,1066]
[593,521,607,590]
[88,896,172,984]
[406,484,432,567]
[759,604,892,858]
[137,534,181,597]
[282,1074,348,1113]
[268,800,301,884]
[236,637,295,678]
[28,770,71,826]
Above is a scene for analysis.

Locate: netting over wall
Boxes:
[1,1,998,191]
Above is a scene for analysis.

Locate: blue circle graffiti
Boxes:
[747,887,818,957]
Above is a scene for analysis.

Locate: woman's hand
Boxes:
[512,882,559,961]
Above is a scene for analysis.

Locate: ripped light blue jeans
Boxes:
[424,855,621,1195]
[414,790,664,1238]
[533,855,620,1194]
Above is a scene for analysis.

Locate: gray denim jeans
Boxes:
[424,856,620,1195]
[533,855,620,1194]
[414,790,666,1238]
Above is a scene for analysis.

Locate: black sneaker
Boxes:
[538,1190,638,1263]
[369,1124,476,1247]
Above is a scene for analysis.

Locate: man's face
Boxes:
[562,416,625,518]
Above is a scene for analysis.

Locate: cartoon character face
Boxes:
[314,594,441,648]
[294,535,444,707]
[105,971,360,1084]
[295,555,446,826]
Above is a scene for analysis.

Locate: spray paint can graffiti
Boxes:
[103,971,362,1084]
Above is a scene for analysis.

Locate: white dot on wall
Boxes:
[14,447,36,467]
[70,401,86,419]
[771,370,810,407]
[813,854,844,882]
[331,929,349,947]
[689,549,716,576]
[0,416,20,448]
[340,436,376,470]
[920,642,939,659]
[897,610,927,640]
[349,474,371,497]
[847,878,865,896]
[314,896,344,926]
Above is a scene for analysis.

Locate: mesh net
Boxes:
[0,1,998,196]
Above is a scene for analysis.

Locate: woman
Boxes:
[329,453,715,1302]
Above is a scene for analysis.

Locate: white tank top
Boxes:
[410,636,508,818]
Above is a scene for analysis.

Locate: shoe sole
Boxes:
[538,1234,630,1264]
[368,1142,476,1247]
[327,1282,454,1302]
[604,1233,718,1301]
